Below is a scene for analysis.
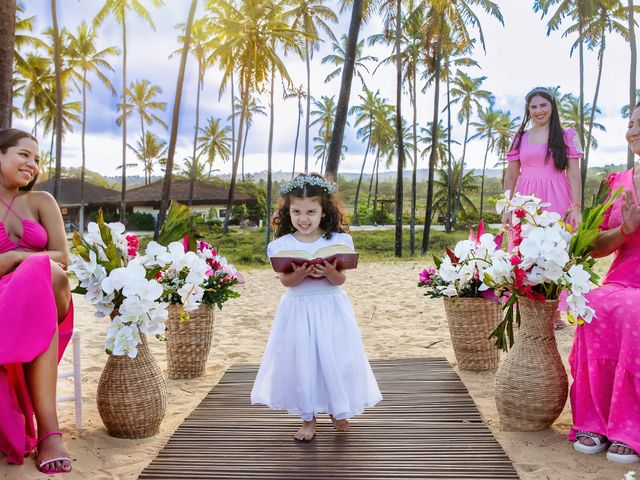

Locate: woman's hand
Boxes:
[621,190,640,235]
[0,251,18,277]
[570,206,582,225]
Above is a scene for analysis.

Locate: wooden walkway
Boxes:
[139,357,519,479]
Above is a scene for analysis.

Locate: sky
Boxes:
[16,1,638,178]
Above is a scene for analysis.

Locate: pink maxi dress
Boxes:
[568,169,640,454]
[0,195,74,465]
[506,128,583,218]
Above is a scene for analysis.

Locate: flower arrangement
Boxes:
[69,211,168,358]
[485,185,620,350]
[418,221,504,300]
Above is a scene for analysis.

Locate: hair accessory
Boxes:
[280,175,338,194]
[525,86,553,100]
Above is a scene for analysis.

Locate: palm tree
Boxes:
[418,120,458,169]
[128,131,166,184]
[283,84,306,178]
[174,17,214,205]
[229,97,267,181]
[18,54,53,137]
[94,0,164,221]
[286,0,337,172]
[321,34,377,86]
[197,116,231,178]
[14,3,47,74]
[494,110,521,183]
[469,105,502,218]
[433,161,478,224]
[621,88,640,118]
[179,155,208,181]
[310,95,337,173]
[349,87,385,225]
[156,0,197,237]
[559,94,606,150]
[50,0,64,199]
[66,21,118,232]
[420,0,504,255]
[0,0,17,128]
[628,0,637,167]
[448,70,492,225]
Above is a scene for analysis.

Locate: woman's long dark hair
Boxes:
[510,89,568,171]
[0,128,39,191]
[273,173,349,239]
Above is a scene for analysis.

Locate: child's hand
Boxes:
[313,259,338,278]
[292,262,315,278]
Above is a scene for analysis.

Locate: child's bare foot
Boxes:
[294,418,316,442]
[330,414,350,432]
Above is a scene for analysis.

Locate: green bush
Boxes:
[125,212,155,230]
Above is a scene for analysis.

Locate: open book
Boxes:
[270,244,359,273]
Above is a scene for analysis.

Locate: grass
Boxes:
[196,225,471,269]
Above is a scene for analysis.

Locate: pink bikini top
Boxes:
[0,195,48,254]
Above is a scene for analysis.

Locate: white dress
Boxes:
[251,232,382,421]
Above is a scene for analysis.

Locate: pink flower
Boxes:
[514,208,526,219]
[126,234,139,257]
[419,268,437,285]
[509,255,522,266]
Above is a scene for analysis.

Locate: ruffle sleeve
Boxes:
[563,128,584,159]
[505,133,522,162]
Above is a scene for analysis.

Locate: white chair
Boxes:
[57,328,82,428]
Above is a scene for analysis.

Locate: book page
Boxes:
[271,249,314,260]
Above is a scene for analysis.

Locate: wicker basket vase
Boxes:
[166,304,215,379]
[494,296,568,431]
[96,329,167,438]
[443,297,501,372]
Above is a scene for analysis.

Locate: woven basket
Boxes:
[494,296,568,431]
[166,304,215,379]
[96,325,167,438]
[443,297,501,372]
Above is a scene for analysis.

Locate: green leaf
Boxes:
[157,200,203,247]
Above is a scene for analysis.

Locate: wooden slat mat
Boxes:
[139,357,518,479]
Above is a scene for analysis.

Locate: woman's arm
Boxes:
[502,161,520,223]
[2,192,69,271]
[590,190,640,258]
[566,158,582,223]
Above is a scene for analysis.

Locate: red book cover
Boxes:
[269,244,359,273]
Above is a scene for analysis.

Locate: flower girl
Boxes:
[251,173,382,441]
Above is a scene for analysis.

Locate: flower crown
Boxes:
[280,175,338,194]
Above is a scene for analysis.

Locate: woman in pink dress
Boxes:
[503,86,583,328]
[569,102,640,465]
[0,129,73,474]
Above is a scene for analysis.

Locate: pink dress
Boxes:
[568,169,640,453]
[0,195,74,465]
[506,128,583,218]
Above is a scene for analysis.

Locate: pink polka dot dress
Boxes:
[568,169,640,453]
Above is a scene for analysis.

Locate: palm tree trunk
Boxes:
[410,72,418,256]
[394,0,404,258]
[479,135,491,218]
[584,28,605,193]
[51,0,63,200]
[578,15,586,206]
[292,97,302,179]
[230,71,236,166]
[188,67,203,206]
[223,89,247,234]
[241,119,250,182]
[155,0,197,238]
[453,113,471,226]
[120,17,128,222]
[304,39,311,173]
[421,39,442,255]
[265,67,275,254]
[367,151,378,208]
[80,70,88,234]
[373,154,380,224]
[353,133,371,226]
[628,0,637,168]
[445,62,452,233]
[325,0,364,179]
[0,0,16,129]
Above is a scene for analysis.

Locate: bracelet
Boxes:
[620,225,632,238]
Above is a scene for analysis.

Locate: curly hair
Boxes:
[273,173,350,239]
[510,89,568,171]
[0,128,39,191]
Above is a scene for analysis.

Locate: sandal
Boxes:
[36,431,72,475]
[606,441,640,464]
[573,431,609,454]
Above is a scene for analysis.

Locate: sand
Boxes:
[1,261,634,480]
